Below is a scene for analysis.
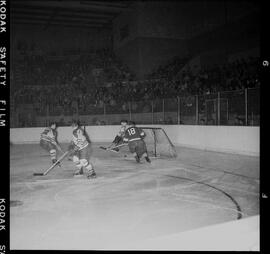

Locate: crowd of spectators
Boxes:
[12,48,135,114]
[92,56,260,103]
[12,51,260,118]
[176,56,260,95]
[17,48,134,88]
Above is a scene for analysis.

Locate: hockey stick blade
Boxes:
[99,146,120,153]
[33,172,45,176]
[33,150,70,176]
[100,143,127,152]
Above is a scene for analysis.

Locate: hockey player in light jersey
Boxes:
[108,119,128,151]
[40,122,62,166]
[123,121,151,163]
[68,121,96,179]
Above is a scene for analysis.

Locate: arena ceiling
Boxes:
[11,0,132,29]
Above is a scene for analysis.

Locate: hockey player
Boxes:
[68,121,96,179]
[40,122,62,166]
[107,119,128,151]
[123,121,151,163]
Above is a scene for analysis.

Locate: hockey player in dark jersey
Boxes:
[40,122,62,166]
[108,119,128,151]
[123,121,151,163]
[68,121,96,179]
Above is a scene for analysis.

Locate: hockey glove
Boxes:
[68,143,75,152]
[112,135,122,144]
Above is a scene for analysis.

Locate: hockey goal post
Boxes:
[141,127,177,158]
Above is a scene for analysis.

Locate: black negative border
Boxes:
[0,0,10,253]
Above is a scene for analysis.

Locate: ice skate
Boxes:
[73,168,84,177]
[87,171,97,179]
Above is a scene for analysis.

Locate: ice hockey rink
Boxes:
[10,127,259,251]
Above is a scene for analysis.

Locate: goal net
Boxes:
[141,127,177,158]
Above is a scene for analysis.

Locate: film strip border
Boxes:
[261,0,270,252]
[0,0,8,253]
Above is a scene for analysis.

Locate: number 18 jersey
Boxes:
[123,127,145,142]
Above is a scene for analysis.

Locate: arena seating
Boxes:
[11,50,260,127]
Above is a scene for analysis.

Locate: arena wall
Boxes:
[187,10,260,58]
[11,24,112,56]
[10,125,259,156]
[113,2,189,79]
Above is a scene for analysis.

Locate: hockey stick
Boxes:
[99,146,119,153]
[33,150,70,176]
[99,143,128,153]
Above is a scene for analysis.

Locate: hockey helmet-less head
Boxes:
[49,121,57,129]
[120,119,128,126]
[129,121,136,127]
[71,120,80,130]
